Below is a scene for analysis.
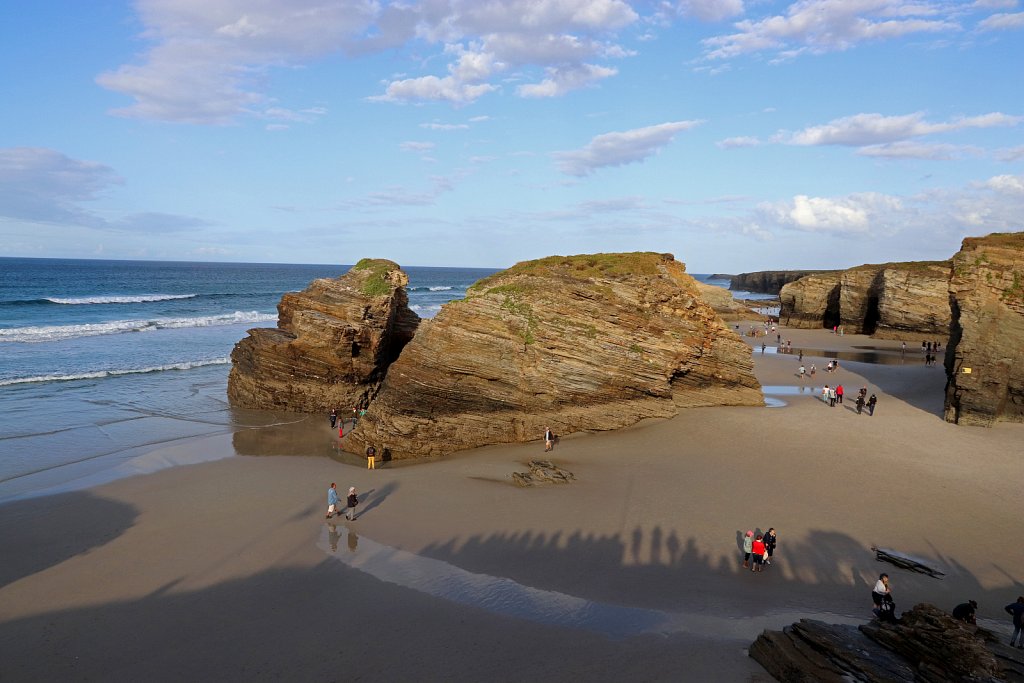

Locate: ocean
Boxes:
[0,258,497,501]
[0,259,755,501]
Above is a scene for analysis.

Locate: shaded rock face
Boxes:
[944,232,1024,426]
[693,280,752,320]
[750,604,1020,682]
[780,262,951,338]
[730,270,836,294]
[344,253,762,459]
[227,259,419,413]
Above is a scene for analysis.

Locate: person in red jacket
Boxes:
[751,534,766,573]
[836,384,844,404]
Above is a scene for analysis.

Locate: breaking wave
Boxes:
[0,358,231,387]
[44,293,198,305]
[0,311,277,343]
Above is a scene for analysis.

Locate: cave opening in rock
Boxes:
[862,295,880,335]
[822,285,841,330]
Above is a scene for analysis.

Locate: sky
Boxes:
[1,0,1022,272]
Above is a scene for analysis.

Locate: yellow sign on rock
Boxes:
[962,367,972,374]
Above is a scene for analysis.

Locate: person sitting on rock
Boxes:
[952,600,978,625]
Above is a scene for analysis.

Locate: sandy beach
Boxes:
[2,322,1022,682]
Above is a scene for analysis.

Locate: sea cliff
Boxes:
[343,252,763,459]
[730,270,835,295]
[944,232,1024,426]
[227,259,419,413]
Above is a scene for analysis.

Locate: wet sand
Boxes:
[1,323,1022,681]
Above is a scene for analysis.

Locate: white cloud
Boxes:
[787,111,1022,146]
[985,174,1024,194]
[760,192,903,234]
[701,0,961,61]
[717,136,761,149]
[0,147,120,226]
[554,120,704,176]
[676,0,745,22]
[977,11,1024,29]
[973,0,1018,9]
[855,141,976,160]
[399,141,437,152]
[517,64,617,97]
[370,74,498,105]
[420,122,470,130]
[995,145,1024,161]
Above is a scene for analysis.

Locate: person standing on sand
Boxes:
[763,528,777,565]
[1006,596,1024,647]
[855,393,865,414]
[751,534,766,572]
[346,486,359,521]
[798,365,805,379]
[742,530,754,568]
[822,384,830,403]
[810,364,816,378]
[326,483,340,519]
[828,385,837,407]
[761,342,766,354]
[868,393,877,416]
[544,426,554,452]
[329,408,337,429]
[836,384,844,404]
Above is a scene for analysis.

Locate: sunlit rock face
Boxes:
[228,259,419,414]
[344,252,763,460]
[945,232,1024,426]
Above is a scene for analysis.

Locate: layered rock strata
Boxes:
[694,280,753,320]
[730,270,835,294]
[944,232,1024,426]
[780,261,951,338]
[750,604,1024,682]
[344,253,763,460]
[228,259,419,413]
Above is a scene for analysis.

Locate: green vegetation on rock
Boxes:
[352,258,398,296]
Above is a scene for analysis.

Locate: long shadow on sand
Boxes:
[0,491,138,589]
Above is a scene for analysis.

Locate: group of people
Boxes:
[741,528,777,573]
[329,406,368,431]
[325,482,359,520]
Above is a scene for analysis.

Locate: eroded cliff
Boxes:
[731,270,836,295]
[227,259,419,413]
[780,261,950,338]
[944,232,1024,426]
[344,252,763,459]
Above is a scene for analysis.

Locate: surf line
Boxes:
[317,527,857,640]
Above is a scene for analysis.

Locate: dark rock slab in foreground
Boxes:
[512,460,575,487]
[751,603,1024,682]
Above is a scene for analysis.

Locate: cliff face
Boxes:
[779,272,842,329]
[344,253,763,459]
[944,232,1024,426]
[694,280,751,320]
[227,259,419,413]
[731,270,835,294]
[780,262,950,337]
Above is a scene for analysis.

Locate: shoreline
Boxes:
[2,321,1022,680]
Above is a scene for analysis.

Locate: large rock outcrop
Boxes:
[731,270,836,295]
[344,253,763,459]
[780,261,951,338]
[694,280,752,320]
[750,604,1024,682]
[944,232,1024,426]
[228,259,419,413]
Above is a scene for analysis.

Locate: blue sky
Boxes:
[1,0,1022,271]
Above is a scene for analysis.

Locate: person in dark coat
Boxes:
[763,528,777,565]
[952,600,978,624]
[329,408,338,429]
[867,394,877,416]
[1006,596,1024,647]
[346,486,359,521]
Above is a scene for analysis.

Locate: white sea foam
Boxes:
[410,304,443,313]
[0,311,277,343]
[45,293,198,305]
[0,358,231,387]
[428,286,453,291]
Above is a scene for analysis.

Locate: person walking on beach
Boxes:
[329,408,337,429]
[1006,596,1024,647]
[326,482,340,519]
[798,365,805,379]
[345,486,359,521]
[761,342,766,354]
[836,384,844,404]
[810,364,816,378]
[742,530,754,568]
[828,385,837,407]
[822,384,830,403]
[544,426,554,452]
[763,528,777,565]
[868,393,877,416]
[855,393,865,414]
[751,534,766,573]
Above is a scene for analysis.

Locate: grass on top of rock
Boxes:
[468,252,678,294]
[351,258,399,296]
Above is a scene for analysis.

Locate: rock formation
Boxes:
[730,270,836,295]
[780,261,951,338]
[343,252,763,460]
[750,603,1024,682]
[944,232,1024,426]
[694,280,752,320]
[227,259,419,413]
